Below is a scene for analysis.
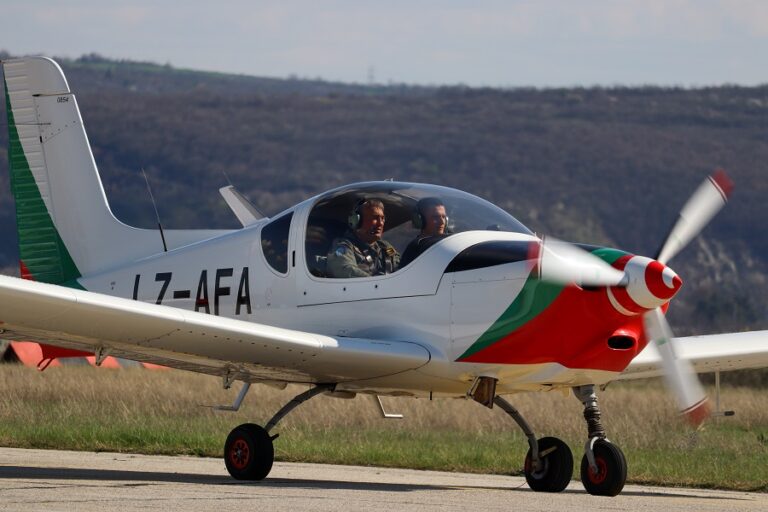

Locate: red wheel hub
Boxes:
[229,437,250,470]
[587,456,608,484]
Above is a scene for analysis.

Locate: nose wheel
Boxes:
[580,438,627,497]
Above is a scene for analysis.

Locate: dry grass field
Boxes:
[1,365,766,490]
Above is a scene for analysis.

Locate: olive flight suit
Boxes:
[326,232,400,278]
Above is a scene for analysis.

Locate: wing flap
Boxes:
[620,331,768,380]
[0,275,431,383]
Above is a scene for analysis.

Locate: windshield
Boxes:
[305,182,532,278]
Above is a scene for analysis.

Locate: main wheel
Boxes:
[224,423,274,480]
[580,439,627,496]
[524,436,574,493]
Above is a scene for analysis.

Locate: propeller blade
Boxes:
[643,308,710,427]
[536,237,628,287]
[655,170,733,264]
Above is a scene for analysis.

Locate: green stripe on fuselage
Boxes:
[5,77,82,285]
[456,246,629,360]
[589,247,629,265]
[458,272,563,360]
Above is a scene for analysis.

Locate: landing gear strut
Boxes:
[573,385,627,496]
[224,383,334,480]
[469,376,573,493]
[493,396,574,493]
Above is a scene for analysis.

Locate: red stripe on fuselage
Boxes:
[19,261,34,280]
[459,285,647,372]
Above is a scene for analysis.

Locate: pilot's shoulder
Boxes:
[329,237,357,257]
[330,236,355,248]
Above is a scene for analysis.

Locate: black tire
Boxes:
[580,439,627,496]
[524,436,574,493]
[224,423,274,480]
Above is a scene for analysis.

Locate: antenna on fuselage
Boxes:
[141,168,168,252]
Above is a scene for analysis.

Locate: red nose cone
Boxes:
[645,260,683,301]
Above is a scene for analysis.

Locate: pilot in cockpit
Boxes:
[326,199,400,278]
[400,197,449,267]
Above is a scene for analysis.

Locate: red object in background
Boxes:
[9,342,63,368]
[7,341,166,370]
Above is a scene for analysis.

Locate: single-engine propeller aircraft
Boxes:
[1,57,767,497]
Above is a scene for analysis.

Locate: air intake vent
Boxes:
[607,335,635,350]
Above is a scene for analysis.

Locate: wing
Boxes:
[619,331,768,380]
[0,275,431,384]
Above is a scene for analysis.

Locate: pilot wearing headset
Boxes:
[326,199,400,278]
[400,197,448,267]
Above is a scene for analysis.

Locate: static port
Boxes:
[607,335,635,350]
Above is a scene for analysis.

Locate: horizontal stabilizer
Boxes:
[219,185,266,226]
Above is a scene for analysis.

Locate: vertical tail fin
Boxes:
[4,57,84,284]
[3,57,228,283]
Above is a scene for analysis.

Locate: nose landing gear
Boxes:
[573,385,627,496]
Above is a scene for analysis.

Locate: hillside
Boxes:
[1,53,766,335]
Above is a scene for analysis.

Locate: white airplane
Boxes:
[1,56,766,497]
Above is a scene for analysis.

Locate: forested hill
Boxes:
[1,53,767,335]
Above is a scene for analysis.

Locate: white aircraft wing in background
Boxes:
[620,331,768,380]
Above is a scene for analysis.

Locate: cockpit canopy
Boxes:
[305,182,531,278]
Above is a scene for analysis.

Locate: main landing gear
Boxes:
[493,396,574,492]
[472,378,627,496]
[471,377,573,493]
[223,383,334,480]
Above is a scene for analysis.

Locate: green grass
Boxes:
[1,365,766,491]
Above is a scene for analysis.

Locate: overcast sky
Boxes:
[3,1,767,87]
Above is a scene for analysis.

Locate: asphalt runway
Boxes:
[0,447,764,512]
